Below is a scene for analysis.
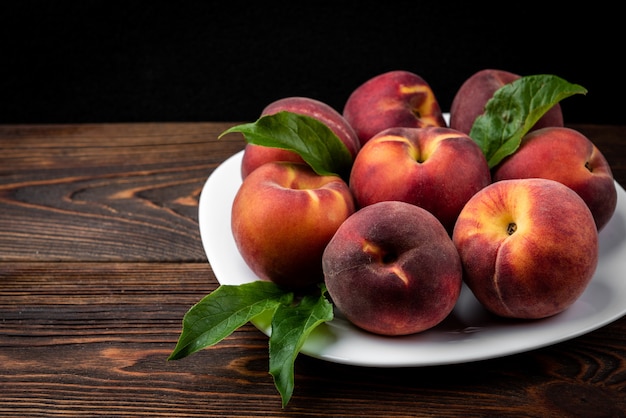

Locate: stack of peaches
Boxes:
[228,69,618,337]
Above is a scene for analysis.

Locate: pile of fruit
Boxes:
[229,69,617,332]
[170,69,618,407]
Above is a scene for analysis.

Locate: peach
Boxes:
[231,161,355,290]
[349,126,491,233]
[452,178,599,319]
[342,70,447,146]
[240,96,360,179]
[322,200,462,336]
[449,68,564,135]
[492,126,617,231]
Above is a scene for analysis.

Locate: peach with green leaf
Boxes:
[467,74,588,169]
[222,106,355,182]
[450,69,565,136]
[239,96,360,179]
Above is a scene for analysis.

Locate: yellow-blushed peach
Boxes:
[231,161,355,290]
[452,178,599,319]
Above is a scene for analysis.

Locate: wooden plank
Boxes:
[0,123,246,262]
[1,262,625,416]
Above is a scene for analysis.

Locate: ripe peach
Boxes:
[452,178,599,319]
[322,200,462,336]
[492,126,617,231]
[449,68,564,135]
[342,70,447,146]
[240,96,360,179]
[349,126,491,233]
[231,161,355,290]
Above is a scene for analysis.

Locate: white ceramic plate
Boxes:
[198,150,626,368]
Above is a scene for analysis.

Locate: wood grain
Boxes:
[0,123,244,262]
[1,122,625,417]
[2,263,625,417]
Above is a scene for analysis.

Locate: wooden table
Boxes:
[1,122,625,417]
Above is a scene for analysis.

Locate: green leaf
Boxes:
[219,111,353,179]
[168,281,293,360]
[168,280,335,407]
[469,74,587,168]
[269,284,334,408]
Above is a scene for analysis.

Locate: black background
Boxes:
[1,1,621,125]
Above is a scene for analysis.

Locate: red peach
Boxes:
[342,70,447,146]
[323,200,462,336]
[349,126,491,233]
[492,126,617,231]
